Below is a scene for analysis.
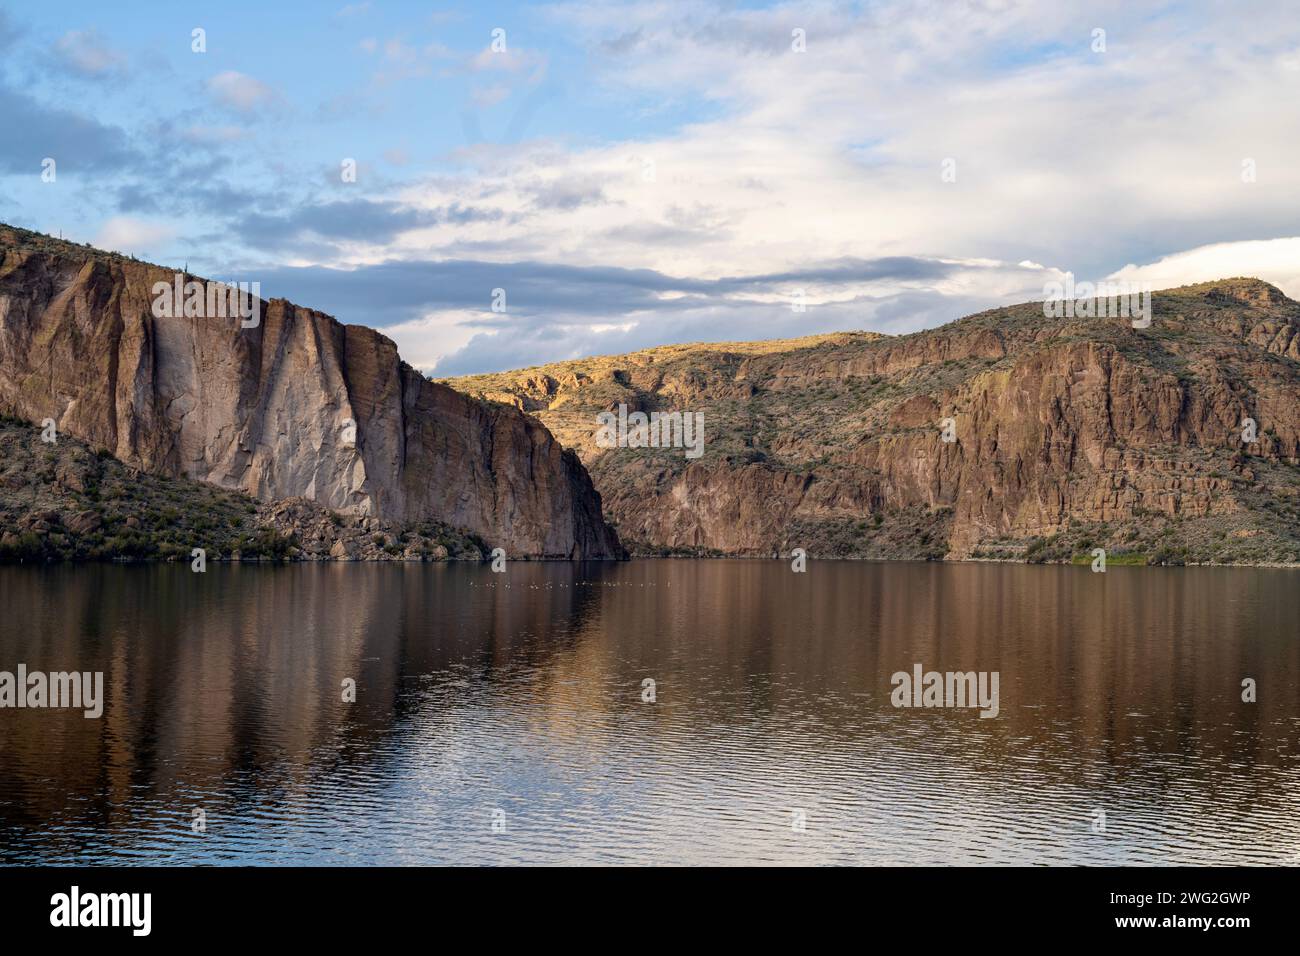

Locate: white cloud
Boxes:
[467,45,547,79]
[206,71,279,114]
[382,310,484,371]
[93,217,177,254]
[1108,238,1300,299]
[147,0,1300,374]
[53,29,127,77]
[367,37,453,84]
[315,0,1295,297]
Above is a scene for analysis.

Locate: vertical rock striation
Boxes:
[0,225,621,558]
[445,282,1300,563]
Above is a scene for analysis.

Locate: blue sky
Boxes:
[3,0,1299,375]
[1,1,666,238]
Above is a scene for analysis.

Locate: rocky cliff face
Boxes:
[445,282,1300,564]
[0,225,621,559]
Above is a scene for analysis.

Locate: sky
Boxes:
[2,0,1299,376]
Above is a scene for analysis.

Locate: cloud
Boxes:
[468,46,547,80]
[459,44,549,118]
[367,37,453,84]
[1108,238,1300,299]
[206,71,279,114]
[426,287,1003,377]
[487,0,1300,284]
[52,29,128,78]
[261,0,1291,357]
[93,216,177,254]
[0,85,134,172]
[249,253,1047,374]
[0,9,23,51]
[180,125,252,145]
[236,199,505,251]
[471,85,511,108]
[11,0,1300,379]
[524,177,609,211]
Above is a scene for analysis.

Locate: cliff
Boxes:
[0,224,621,559]
[0,415,493,563]
[444,282,1300,564]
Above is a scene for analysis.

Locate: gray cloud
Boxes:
[602,221,730,245]
[236,200,505,250]
[526,179,609,211]
[716,257,956,289]
[243,253,982,375]
[256,254,961,325]
[0,8,21,51]
[255,257,699,325]
[0,84,135,173]
[431,288,995,377]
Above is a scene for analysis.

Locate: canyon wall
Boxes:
[0,226,621,558]
[446,282,1300,563]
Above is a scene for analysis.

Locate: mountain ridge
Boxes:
[443,278,1300,564]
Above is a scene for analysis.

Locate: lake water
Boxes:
[0,560,1297,865]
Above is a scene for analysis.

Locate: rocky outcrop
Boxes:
[445,280,1300,565]
[0,225,621,558]
[0,416,488,562]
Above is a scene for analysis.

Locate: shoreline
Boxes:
[2,554,1296,568]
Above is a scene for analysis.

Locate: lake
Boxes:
[0,560,1297,865]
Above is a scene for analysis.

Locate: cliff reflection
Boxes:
[1,561,1296,864]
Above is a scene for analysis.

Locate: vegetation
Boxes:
[442,279,1300,566]
[0,418,487,564]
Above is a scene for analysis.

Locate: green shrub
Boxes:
[0,532,47,562]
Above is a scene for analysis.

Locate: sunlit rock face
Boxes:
[445,283,1300,562]
[0,225,621,559]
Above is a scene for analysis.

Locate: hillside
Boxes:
[0,414,491,563]
[443,280,1300,564]
[0,223,621,559]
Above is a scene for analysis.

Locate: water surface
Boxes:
[0,561,1297,865]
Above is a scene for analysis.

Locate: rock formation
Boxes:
[0,225,621,559]
[445,282,1300,564]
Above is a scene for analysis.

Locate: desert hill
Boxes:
[444,279,1300,564]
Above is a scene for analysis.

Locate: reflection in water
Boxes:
[0,561,1297,864]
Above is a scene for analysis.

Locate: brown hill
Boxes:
[444,280,1300,564]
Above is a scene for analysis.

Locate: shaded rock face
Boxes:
[445,281,1300,562]
[0,226,620,558]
